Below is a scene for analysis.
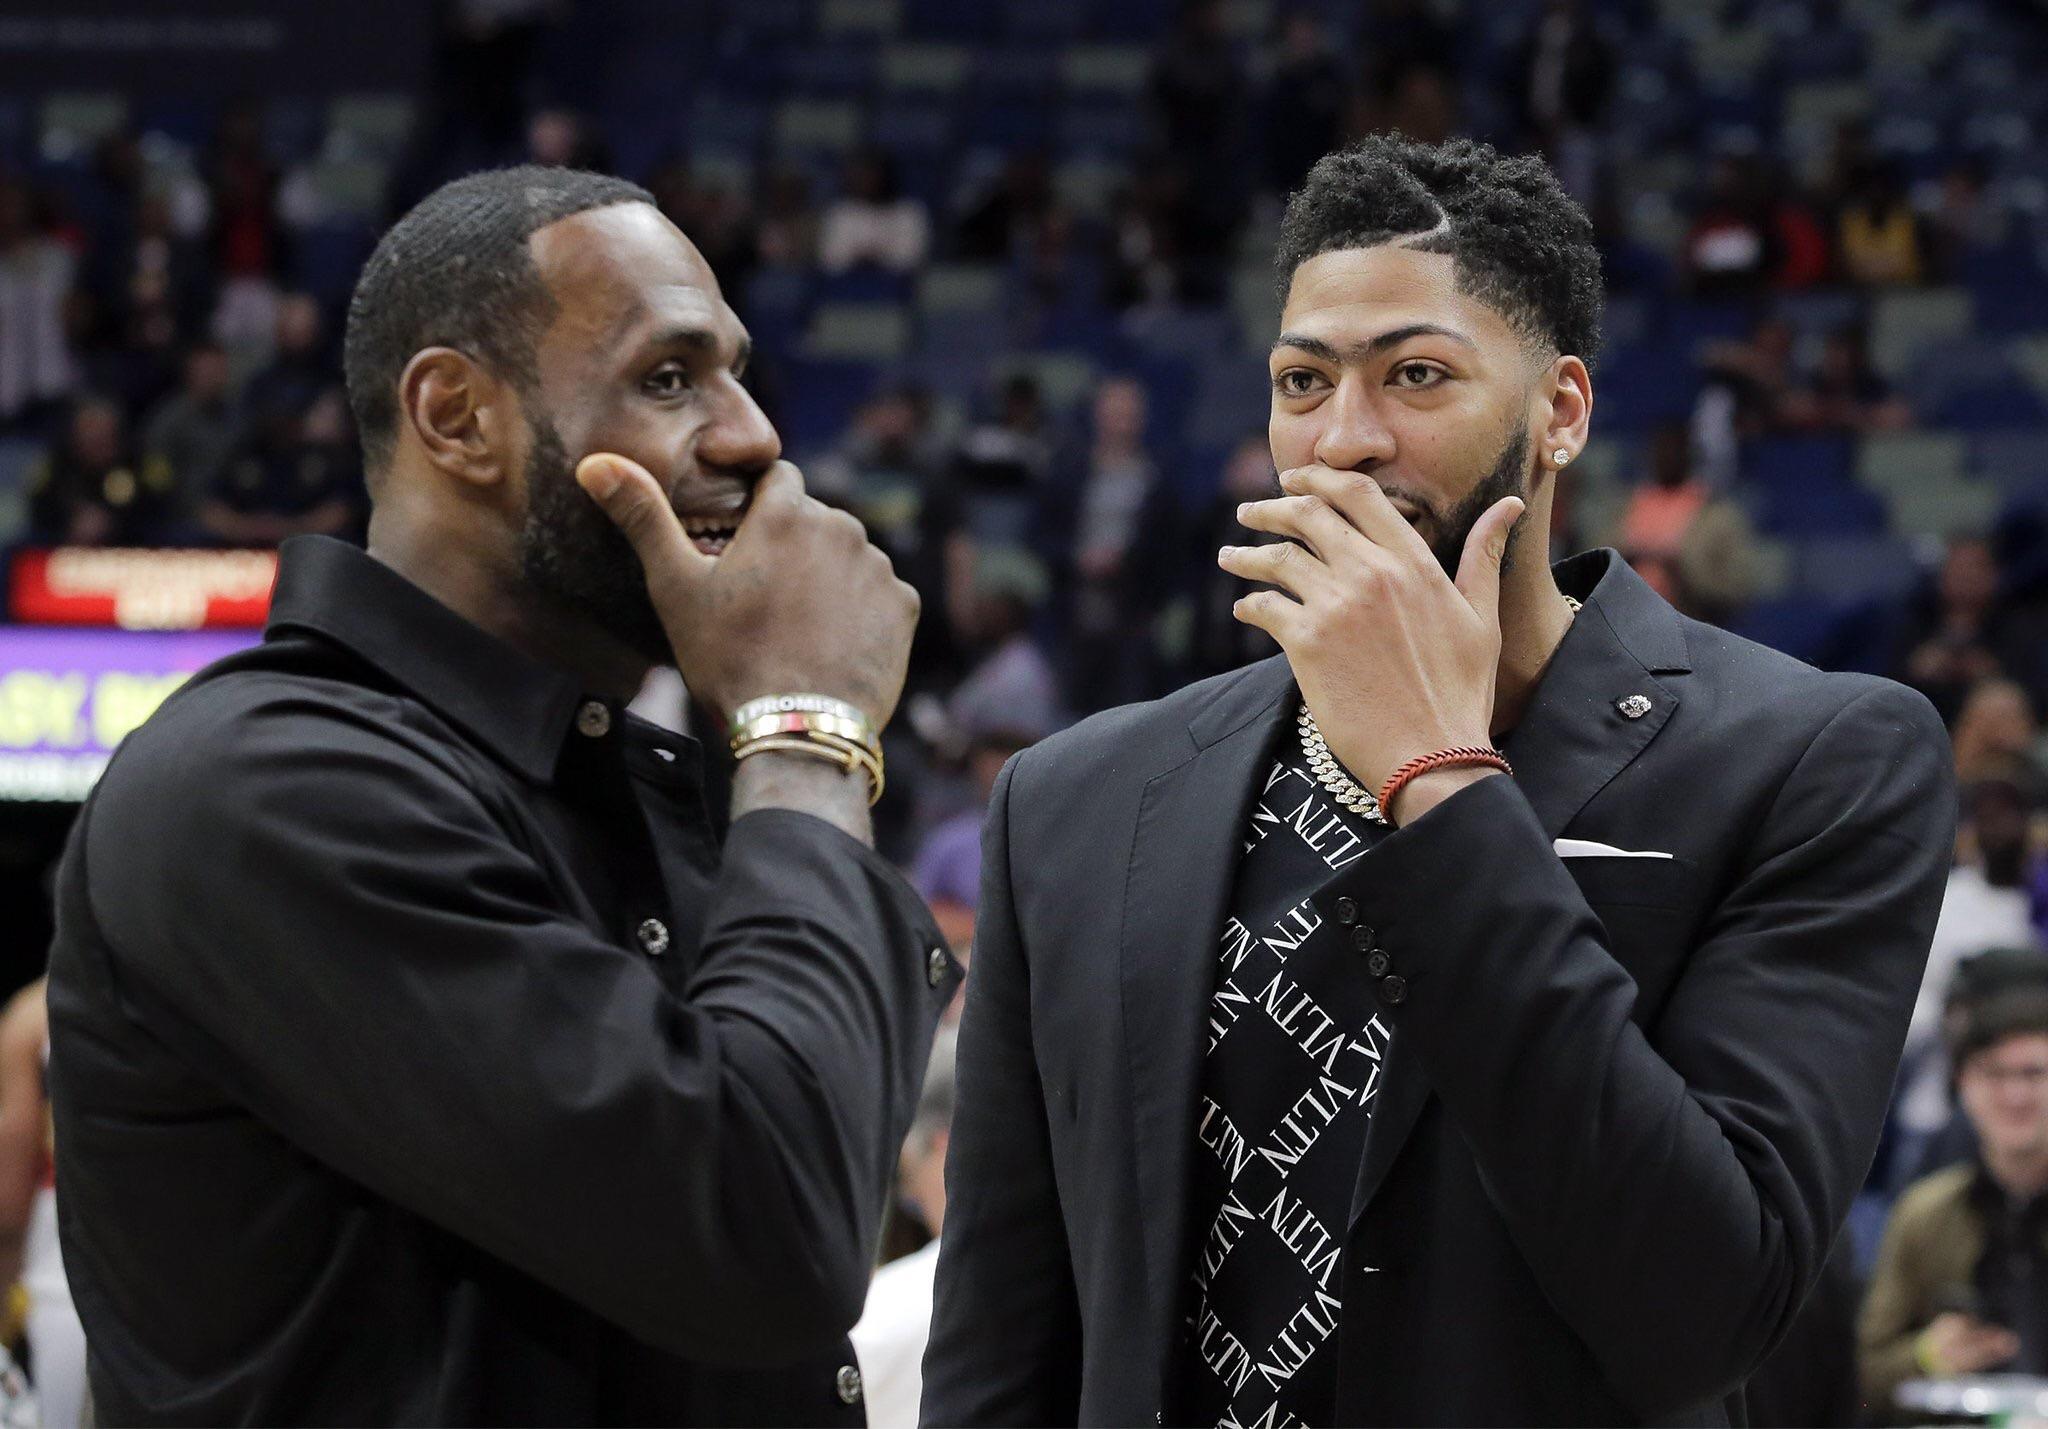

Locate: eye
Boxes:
[643,362,692,398]
[1392,361,1443,389]
[1273,369,1323,397]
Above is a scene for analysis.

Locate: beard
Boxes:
[1408,424,1532,581]
[518,409,675,667]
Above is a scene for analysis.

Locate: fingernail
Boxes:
[1236,503,1250,518]
[575,455,620,499]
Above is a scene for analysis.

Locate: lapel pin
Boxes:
[1616,694,1652,720]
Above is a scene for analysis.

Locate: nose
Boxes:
[1311,376,1396,472]
[697,373,782,478]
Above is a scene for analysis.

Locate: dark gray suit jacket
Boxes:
[925,550,1954,1427]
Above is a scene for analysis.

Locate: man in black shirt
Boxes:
[47,166,956,1424]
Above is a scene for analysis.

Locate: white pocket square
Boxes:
[1553,838,1674,860]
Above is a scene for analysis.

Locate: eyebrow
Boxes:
[644,324,753,373]
[1271,323,1476,364]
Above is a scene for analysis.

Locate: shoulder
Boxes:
[1887,1164,1977,1240]
[1671,612,1946,758]
[1010,658,1284,797]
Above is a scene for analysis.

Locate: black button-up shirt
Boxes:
[47,535,955,1425]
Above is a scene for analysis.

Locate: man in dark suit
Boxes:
[924,136,1954,1427]
[49,167,954,1424]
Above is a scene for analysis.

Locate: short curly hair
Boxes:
[344,165,654,479]
[1276,135,1603,366]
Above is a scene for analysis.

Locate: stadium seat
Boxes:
[996,350,1099,413]
[1882,472,2004,540]
[327,94,415,161]
[1795,535,1923,604]
[880,43,974,92]
[1857,431,1968,495]
[37,93,127,160]
[801,302,913,362]
[772,100,865,157]
[1973,430,2048,493]
[1869,288,1974,381]
[818,0,902,38]
[1058,46,1152,95]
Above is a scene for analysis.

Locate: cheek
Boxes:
[1267,404,1317,468]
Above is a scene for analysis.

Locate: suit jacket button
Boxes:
[1366,949,1391,977]
[1351,925,1376,950]
[1333,896,1359,925]
[927,946,949,987]
[835,1364,863,1404]
[1378,974,1408,1006]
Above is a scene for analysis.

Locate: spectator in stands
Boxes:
[944,545,1061,757]
[525,108,610,173]
[648,159,755,293]
[1953,679,2048,805]
[1057,377,1172,712]
[140,341,242,526]
[913,726,1037,957]
[1682,155,1775,298]
[931,374,1053,558]
[1263,10,1353,198]
[204,101,284,355]
[1355,0,1456,105]
[1788,325,1913,434]
[851,1028,957,1429]
[26,395,169,546]
[1692,316,1798,483]
[1839,160,1929,288]
[1619,423,1708,604]
[1510,0,1615,202]
[956,151,1052,263]
[239,292,331,446]
[1860,989,2048,1413]
[1896,949,2048,1192]
[1917,778,2046,1072]
[1179,431,1283,685]
[818,149,930,276]
[811,383,942,574]
[752,166,818,270]
[0,178,78,433]
[199,385,362,546]
[1897,537,2048,725]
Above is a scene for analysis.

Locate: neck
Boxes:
[1987,1144,2048,1201]
[367,498,651,703]
[1490,523,1573,737]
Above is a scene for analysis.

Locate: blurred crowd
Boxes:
[5,0,2048,1422]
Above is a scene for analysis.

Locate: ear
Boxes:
[1536,354,1593,474]
[397,347,522,489]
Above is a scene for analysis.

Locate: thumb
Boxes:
[1454,495,1526,613]
[574,452,712,592]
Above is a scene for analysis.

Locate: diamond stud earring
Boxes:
[1554,448,1571,466]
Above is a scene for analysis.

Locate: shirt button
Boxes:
[1350,925,1376,951]
[835,1364,863,1404]
[1333,896,1358,925]
[1365,949,1391,978]
[927,946,949,987]
[636,918,670,957]
[576,700,612,738]
[1378,974,1408,1007]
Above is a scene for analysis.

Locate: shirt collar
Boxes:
[264,535,595,784]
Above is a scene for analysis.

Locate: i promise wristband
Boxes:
[1378,746,1513,825]
[729,693,874,735]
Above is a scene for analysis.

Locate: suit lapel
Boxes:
[1122,656,1293,1364]
[1350,552,1693,1225]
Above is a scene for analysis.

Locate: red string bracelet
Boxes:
[1378,746,1513,825]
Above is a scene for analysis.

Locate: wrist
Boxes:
[730,750,873,845]
[1384,764,1501,827]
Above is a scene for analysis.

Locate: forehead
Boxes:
[527,202,732,353]
[1280,245,1520,352]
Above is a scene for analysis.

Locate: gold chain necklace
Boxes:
[1296,595,1581,825]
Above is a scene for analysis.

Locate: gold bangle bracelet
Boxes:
[732,731,885,805]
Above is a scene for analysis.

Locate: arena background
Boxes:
[1,3,2047,1404]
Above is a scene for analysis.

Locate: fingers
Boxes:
[574,452,711,591]
[1278,465,1431,562]
[1230,587,1302,639]
[1236,493,1365,562]
[1452,495,1527,614]
[1217,538,1333,603]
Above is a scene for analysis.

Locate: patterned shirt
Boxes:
[1175,726,1393,1429]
